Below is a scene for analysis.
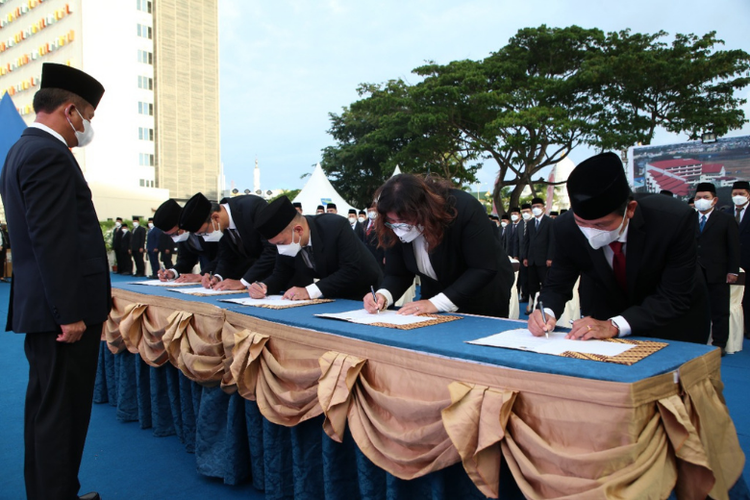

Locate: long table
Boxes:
[95,283,746,499]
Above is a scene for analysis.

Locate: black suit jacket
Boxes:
[174,234,218,275]
[522,215,555,265]
[380,189,514,317]
[263,214,383,300]
[540,195,709,343]
[0,127,111,333]
[214,195,277,282]
[736,206,750,273]
[363,219,385,270]
[696,209,739,284]
[504,222,521,258]
[131,224,146,252]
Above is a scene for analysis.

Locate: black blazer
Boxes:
[0,127,111,333]
[540,194,709,344]
[736,206,750,273]
[174,234,219,275]
[131,224,146,253]
[504,222,521,259]
[262,214,382,300]
[363,219,385,271]
[214,195,277,283]
[522,215,555,265]
[696,208,739,284]
[380,189,514,317]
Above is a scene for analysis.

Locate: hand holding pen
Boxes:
[364,286,386,314]
[528,301,556,337]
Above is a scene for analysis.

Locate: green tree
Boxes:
[587,30,750,151]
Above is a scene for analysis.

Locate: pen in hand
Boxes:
[538,300,549,339]
[370,285,380,314]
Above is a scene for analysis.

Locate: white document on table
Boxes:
[167,286,242,296]
[315,308,434,326]
[220,295,318,306]
[130,279,195,287]
[468,328,635,357]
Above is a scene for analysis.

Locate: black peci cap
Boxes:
[41,63,105,109]
[153,199,182,231]
[567,152,631,220]
[255,196,298,240]
[180,193,212,232]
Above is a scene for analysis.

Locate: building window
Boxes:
[140,179,145,187]
[137,50,153,65]
[137,24,152,39]
[138,153,155,166]
[138,127,154,141]
[137,101,153,116]
[138,75,153,90]
[137,0,152,14]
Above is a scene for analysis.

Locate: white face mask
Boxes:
[348,216,357,224]
[510,214,519,222]
[501,221,508,228]
[276,227,302,257]
[392,224,422,243]
[577,211,628,250]
[201,220,223,242]
[67,108,94,147]
[171,232,190,243]
[521,212,532,221]
[532,207,543,217]
[368,211,377,220]
[694,198,714,212]
[115,222,121,228]
[122,228,128,233]
[133,221,139,227]
[148,222,154,229]
[733,195,748,207]
[358,216,365,223]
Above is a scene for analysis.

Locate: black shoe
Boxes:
[79,492,101,500]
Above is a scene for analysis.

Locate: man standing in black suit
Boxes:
[694,182,739,354]
[529,152,709,344]
[111,217,123,274]
[522,197,554,311]
[130,215,147,276]
[180,192,277,290]
[0,63,108,500]
[731,180,750,338]
[146,217,162,278]
[347,208,365,241]
[249,196,383,300]
[119,223,132,275]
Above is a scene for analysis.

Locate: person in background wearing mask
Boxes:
[363,174,514,318]
[153,199,218,283]
[528,152,709,344]
[0,62,108,500]
[522,196,555,313]
[119,223,132,275]
[694,182,739,356]
[146,217,163,278]
[112,216,124,274]
[363,202,385,271]
[505,207,522,261]
[358,210,367,224]
[518,203,533,303]
[731,180,750,338]
[499,215,510,252]
[179,192,276,290]
[348,208,365,241]
[130,215,147,277]
[248,196,382,300]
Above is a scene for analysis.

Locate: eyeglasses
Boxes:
[384,222,414,231]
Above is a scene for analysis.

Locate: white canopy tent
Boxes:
[292,163,358,215]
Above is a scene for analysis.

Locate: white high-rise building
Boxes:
[0,0,220,219]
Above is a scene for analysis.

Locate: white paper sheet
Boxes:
[167,286,243,296]
[220,295,318,306]
[468,328,635,357]
[130,279,195,287]
[315,309,434,326]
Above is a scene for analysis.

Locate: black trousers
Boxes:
[24,324,102,500]
[527,263,549,301]
[705,280,730,347]
[133,250,145,276]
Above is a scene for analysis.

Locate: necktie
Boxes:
[700,215,707,232]
[609,241,627,293]
[536,218,540,230]
[301,246,316,271]
[736,208,742,224]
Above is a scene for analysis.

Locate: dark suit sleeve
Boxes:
[242,238,278,283]
[315,220,371,298]
[18,148,86,324]
[621,208,699,333]
[439,201,499,306]
[261,255,297,295]
[727,215,740,275]
[539,220,583,318]
[547,220,555,261]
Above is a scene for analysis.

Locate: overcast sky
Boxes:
[218,0,750,194]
